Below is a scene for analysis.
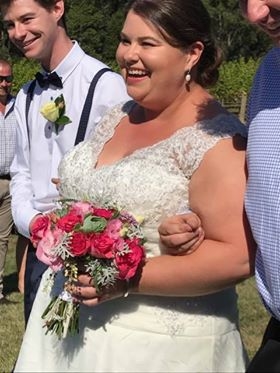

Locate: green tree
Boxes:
[204,0,272,60]
[66,0,127,66]
[211,57,260,102]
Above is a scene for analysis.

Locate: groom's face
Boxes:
[1,0,65,63]
[239,0,280,44]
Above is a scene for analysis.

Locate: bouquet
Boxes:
[31,199,146,339]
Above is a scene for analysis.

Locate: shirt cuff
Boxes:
[12,204,41,238]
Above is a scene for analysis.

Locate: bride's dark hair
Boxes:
[126,0,222,88]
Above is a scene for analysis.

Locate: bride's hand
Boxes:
[159,212,205,255]
[69,274,127,306]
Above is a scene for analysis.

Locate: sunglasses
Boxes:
[0,75,13,83]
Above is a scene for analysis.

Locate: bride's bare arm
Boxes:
[132,136,255,296]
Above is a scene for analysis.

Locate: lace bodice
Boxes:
[59,101,247,258]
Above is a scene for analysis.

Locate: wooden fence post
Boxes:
[239,92,247,124]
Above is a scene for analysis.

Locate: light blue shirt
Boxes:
[0,95,16,174]
[10,41,130,237]
[245,47,280,320]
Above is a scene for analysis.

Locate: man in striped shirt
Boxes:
[239,1,280,371]
[0,58,16,303]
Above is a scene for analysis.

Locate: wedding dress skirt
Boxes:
[15,268,248,372]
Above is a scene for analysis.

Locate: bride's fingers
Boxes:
[70,284,98,299]
[80,298,100,307]
[71,286,115,306]
[77,274,93,286]
[70,276,127,306]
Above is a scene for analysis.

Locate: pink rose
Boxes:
[69,201,94,216]
[30,215,51,247]
[57,211,83,232]
[93,208,114,219]
[69,232,90,256]
[114,238,125,251]
[89,233,115,259]
[105,219,122,239]
[36,228,64,271]
[115,238,145,280]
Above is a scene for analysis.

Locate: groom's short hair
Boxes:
[0,0,69,30]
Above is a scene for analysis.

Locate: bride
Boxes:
[15,0,255,371]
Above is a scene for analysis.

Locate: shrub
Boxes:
[11,58,40,94]
[211,57,261,103]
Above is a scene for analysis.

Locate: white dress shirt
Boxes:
[10,41,129,237]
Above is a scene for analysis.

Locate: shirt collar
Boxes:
[41,41,85,86]
[4,95,15,116]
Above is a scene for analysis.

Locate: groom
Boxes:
[0,0,129,324]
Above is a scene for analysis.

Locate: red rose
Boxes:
[89,233,115,259]
[69,232,90,256]
[93,208,114,219]
[30,215,50,247]
[57,211,83,232]
[115,238,145,280]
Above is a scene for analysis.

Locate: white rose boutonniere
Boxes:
[40,94,72,134]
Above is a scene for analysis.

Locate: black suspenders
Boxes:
[74,68,111,145]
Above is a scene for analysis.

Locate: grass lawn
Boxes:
[0,235,24,373]
[0,235,270,372]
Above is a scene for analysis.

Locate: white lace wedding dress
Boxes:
[15,101,248,372]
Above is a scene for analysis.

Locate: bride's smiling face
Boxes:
[116,10,189,110]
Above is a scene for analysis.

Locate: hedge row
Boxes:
[211,57,261,103]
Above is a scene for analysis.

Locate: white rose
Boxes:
[40,101,60,123]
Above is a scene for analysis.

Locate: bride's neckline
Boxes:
[93,101,234,171]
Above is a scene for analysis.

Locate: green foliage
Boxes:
[0,236,24,373]
[0,45,10,60]
[204,0,272,61]
[211,57,260,102]
[11,58,39,94]
[66,0,127,65]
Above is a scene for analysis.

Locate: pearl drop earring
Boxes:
[185,70,191,83]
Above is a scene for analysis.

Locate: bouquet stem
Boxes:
[42,291,80,339]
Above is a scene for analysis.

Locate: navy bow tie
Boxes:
[35,71,63,89]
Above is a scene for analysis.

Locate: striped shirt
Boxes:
[0,95,16,175]
[245,47,280,320]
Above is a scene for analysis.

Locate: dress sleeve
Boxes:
[174,115,247,179]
